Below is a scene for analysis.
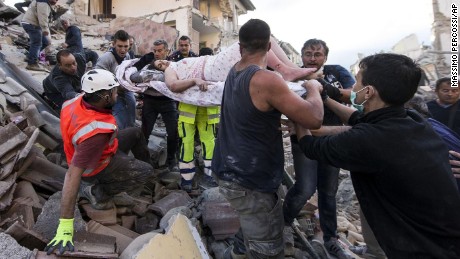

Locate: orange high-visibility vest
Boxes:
[60,95,118,177]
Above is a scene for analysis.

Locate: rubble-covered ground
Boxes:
[0,1,438,259]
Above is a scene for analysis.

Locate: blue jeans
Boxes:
[141,95,178,164]
[22,23,47,65]
[217,177,285,258]
[283,142,339,241]
[113,90,136,130]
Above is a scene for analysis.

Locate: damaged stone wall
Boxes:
[432,0,453,77]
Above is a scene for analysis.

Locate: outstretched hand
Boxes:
[44,218,75,255]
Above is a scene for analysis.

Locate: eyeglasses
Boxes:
[303,53,324,59]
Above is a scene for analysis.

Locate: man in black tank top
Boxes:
[212,19,324,259]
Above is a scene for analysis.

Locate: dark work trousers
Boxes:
[283,141,340,242]
[81,127,154,201]
[84,49,99,67]
[217,178,285,258]
[141,95,178,165]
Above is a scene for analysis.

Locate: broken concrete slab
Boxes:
[33,191,86,241]
[134,214,210,259]
[0,232,32,259]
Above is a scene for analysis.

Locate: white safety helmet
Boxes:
[81,69,120,93]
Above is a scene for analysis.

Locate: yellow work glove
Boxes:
[44,218,75,255]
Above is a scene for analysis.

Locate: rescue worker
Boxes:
[44,69,154,255]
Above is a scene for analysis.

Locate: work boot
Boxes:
[80,185,114,210]
[26,63,46,71]
[324,238,352,259]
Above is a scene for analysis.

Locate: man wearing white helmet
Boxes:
[45,69,154,255]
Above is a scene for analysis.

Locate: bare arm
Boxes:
[294,116,352,140]
[251,71,323,129]
[60,165,84,218]
[164,67,207,93]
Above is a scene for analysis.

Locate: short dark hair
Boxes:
[301,39,329,57]
[435,77,451,91]
[112,30,130,42]
[153,39,168,49]
[56,49,73,64]
[239,19,271,53]
[199,47,213,56]
[178,35,191,43]
[359,53,421,106]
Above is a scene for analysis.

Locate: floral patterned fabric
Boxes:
[115,54,307,107]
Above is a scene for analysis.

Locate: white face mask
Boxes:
[350,86,369,112]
